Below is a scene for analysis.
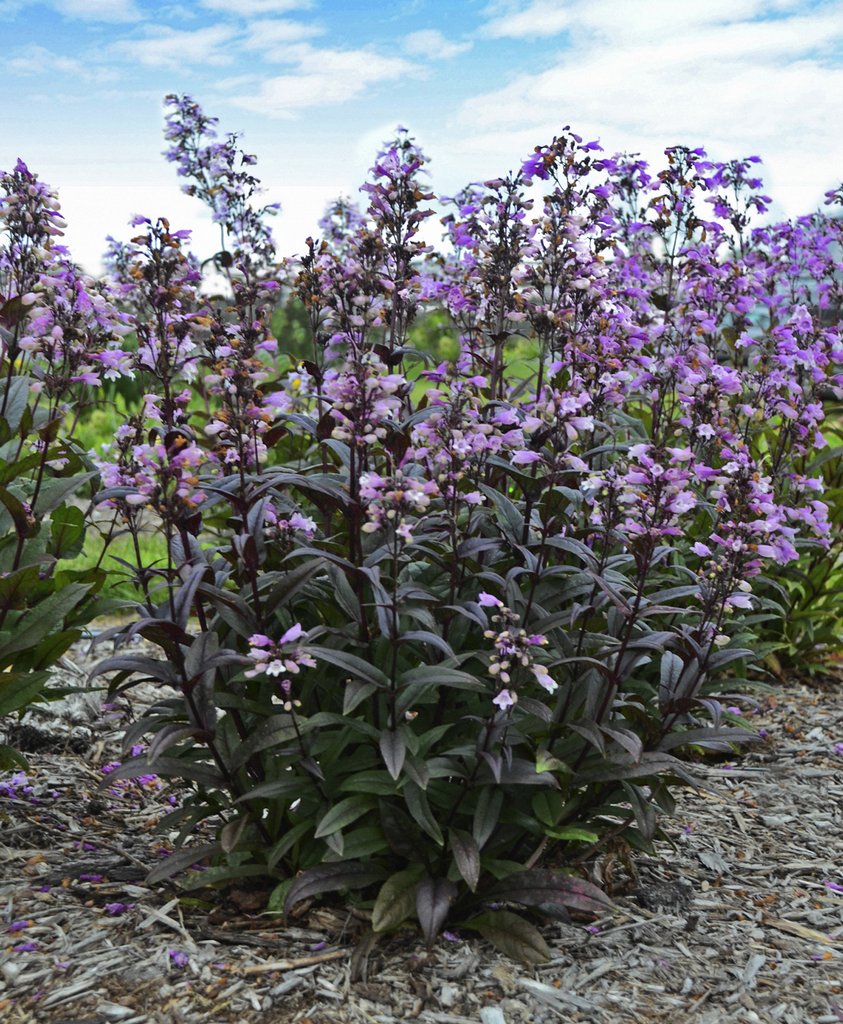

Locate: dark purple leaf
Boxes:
[449,828,480,892]
[416,877,457,944]
[145,841,222,884]
[89,655,179,687]
[379,728,406,781]
[284,862,385,915]
[472,787,503,850]
[489,868,612,917]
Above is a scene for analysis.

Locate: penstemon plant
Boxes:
[56,97,842,960]
[0,160,131,767]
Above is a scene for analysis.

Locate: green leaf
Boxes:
[267,878,294,913]
[0,670,50,716]
[313,795,376,839]
[326,826,389,861]
[0,485,29,533]
[372,866,425,933]
[267,820,313,869]
[0,377,31,434]
[536,748,570,774]
[545,826,599,843]
[229,716,298,771]
[464,910,550,964]
[49,504,86,559]
[180,864,269,890]
[35,472,96,517]
[308,645,390,688]
[0,565,39,610]
[0,743,28,770]
[0,583,92,661]
[403,781,443,845]
[337,770,397,796]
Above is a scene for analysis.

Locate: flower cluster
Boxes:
[245,625,316,710]
[359,469,438,541]
[479,593,552,710]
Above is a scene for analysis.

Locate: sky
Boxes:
[2,0,843,273]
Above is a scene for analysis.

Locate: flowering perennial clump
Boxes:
[4,96,842,957]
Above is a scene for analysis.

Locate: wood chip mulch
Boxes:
[1,662,842,1024]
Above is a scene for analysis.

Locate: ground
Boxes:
[1,654,842,1024]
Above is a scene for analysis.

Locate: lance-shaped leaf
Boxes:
[575,750,698,785]
[472,787,503,850]
[416,876,457,945]
[488,868,612,918]
[464,910,550,964]
[308,645,390,689]
[379,727,406,781]
[403,781,443,845]
[371,866,425,933]
[657,725,759,752]
[0,670,50,717]
[659,650,684,707]
[449,828,480,892]
[313,794,376,839]
[146,841,222,884]
[89,653,179,688]
[284,862,386,916]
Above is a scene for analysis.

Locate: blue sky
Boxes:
[2,0,843,272]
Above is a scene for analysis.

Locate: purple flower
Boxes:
[13,942,38,952]
[103,902,133,916]
[7,920,31,932]
[279,622,304,645]
[478,592,503,608]
[511,450,542,465]
[492,689,516,710]
[169,949,189,968]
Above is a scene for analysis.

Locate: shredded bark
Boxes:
[2,654,842,1024]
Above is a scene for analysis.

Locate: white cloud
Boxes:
[0,0,141,19]
[404,28,472,60]
[201,0,311,14]
[481,0,812,40]
[229,45,418,116]
[241,17,324,52]
[455,2,843,217]
[52,0,141,21]
[482,0,573,39]
[3,43,120,81]
[111,24,237,70]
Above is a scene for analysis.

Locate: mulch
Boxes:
[1,652,842,1024]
